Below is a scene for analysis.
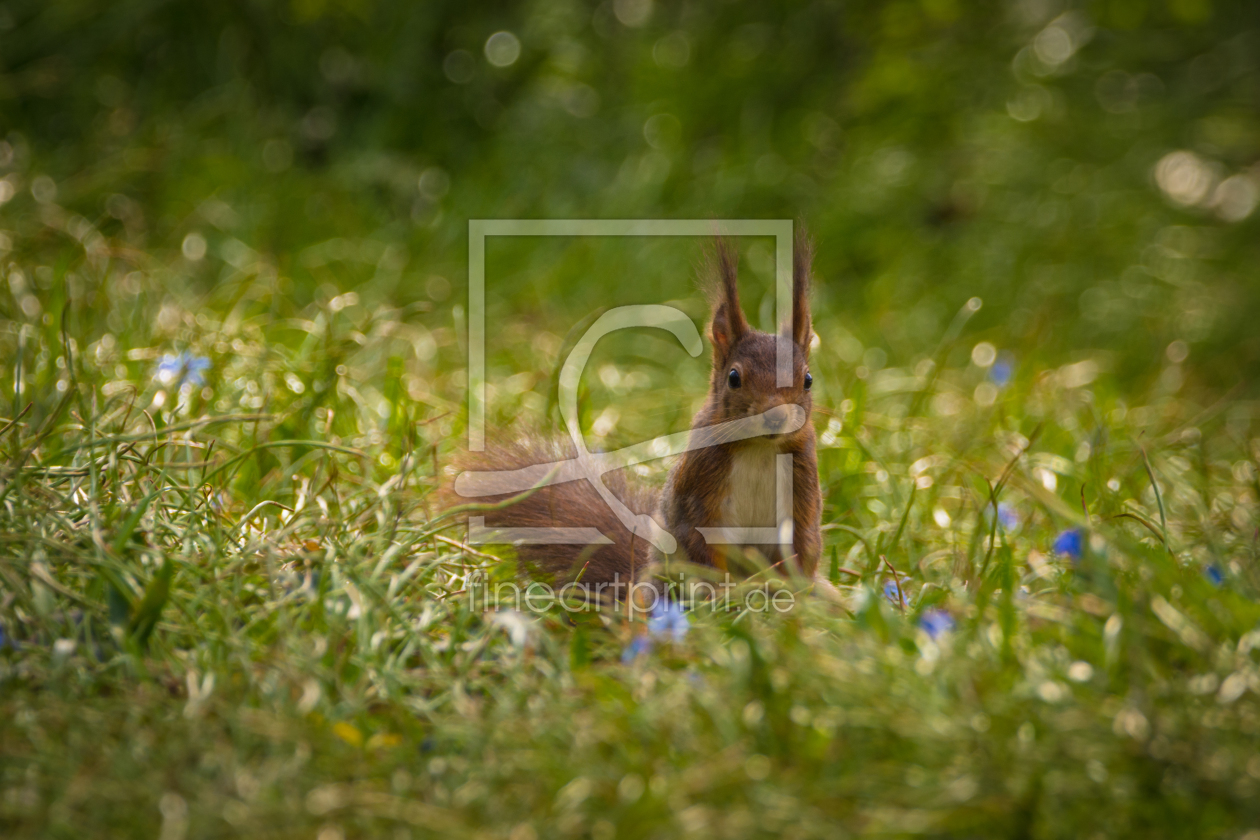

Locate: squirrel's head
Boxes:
[704,232,814,446]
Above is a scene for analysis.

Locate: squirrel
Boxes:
[447,234,822,596]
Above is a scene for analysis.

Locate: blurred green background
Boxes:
[2,0,1257,425]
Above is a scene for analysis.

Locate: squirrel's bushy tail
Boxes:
[442,437,657,590]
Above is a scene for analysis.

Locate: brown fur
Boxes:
[443,438,657,591]
[445,233,822,590]
[662,232,821,576]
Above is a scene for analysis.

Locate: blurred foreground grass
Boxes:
[3,0,1260,837]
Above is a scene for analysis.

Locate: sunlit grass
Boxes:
[2,203,1259,837]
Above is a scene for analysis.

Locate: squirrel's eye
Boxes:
[728,368,742,389]
[804,371,813,391]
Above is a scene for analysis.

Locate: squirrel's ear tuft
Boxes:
[705,237,748,359]
[791,228,814,353]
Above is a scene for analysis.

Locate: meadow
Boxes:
[2,1,1260,837]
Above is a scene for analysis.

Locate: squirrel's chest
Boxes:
[719,448,779,527]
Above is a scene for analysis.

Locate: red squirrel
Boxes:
[448,234,821,593]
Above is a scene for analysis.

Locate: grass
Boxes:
[2,213,1260,839]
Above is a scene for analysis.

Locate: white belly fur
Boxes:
[720,446,778,528]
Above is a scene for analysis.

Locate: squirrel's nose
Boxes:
[761,402,795,433]
[757,403,806,437]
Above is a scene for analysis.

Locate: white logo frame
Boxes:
[463,219,797,555]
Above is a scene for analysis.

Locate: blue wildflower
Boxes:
[624,600,690,661]
[1053,529,1084,560]
[648,600,689,643]
[156,351,211,389]
[883,578,904,607]
[997,503,1019,531]
[918,608,955,640]
[990,353,1015,388]
[1204,565,1224,587]
[621,635,652,663]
